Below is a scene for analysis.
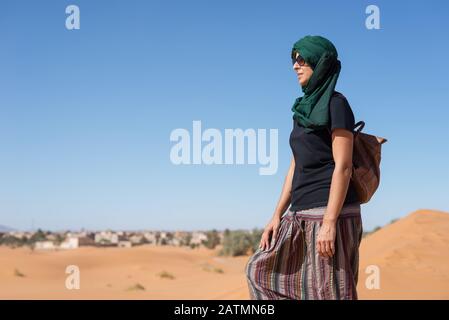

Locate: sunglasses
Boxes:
[291,53,306,67]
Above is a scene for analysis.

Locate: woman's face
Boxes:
[293,52,313,87]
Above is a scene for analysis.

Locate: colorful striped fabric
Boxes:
[245,202,363,300]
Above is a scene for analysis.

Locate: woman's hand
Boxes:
[259,216,281,251]
[316,218,337,258]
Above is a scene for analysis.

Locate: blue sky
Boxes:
[1,0,448,232]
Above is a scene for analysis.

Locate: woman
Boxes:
[245,35,363,300]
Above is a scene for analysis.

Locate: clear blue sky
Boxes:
[1,0,448,232]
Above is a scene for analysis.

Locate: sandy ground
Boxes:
[357,209,449,300]
[0,244,249,299]
[1,209,448,300]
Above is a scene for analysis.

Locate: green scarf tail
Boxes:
[291,35,341,133]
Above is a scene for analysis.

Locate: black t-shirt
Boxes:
[289,91,360,211]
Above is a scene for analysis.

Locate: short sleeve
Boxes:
[329,94,355,132]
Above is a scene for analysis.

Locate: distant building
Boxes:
[191,232,208,246]
[63,232,95,246]
[9,231,32,239]
[59,237,79,249]
[46,234,58,241]
[95,231,119,245]
[118,240,132,248]
[78,236,95,246]
[129,234,144,244]
[143,232,157,244]
[34,241,56,250]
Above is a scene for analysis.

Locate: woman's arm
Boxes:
[325,128,354,222]
[259,156,296,250]
[272,156,295,219]
[317,128,354,258]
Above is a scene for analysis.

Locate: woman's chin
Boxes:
[299,80,309,88]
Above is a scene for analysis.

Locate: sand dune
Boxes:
[357,209,449,299]
[0,244,248,299]
[1,209,448,299]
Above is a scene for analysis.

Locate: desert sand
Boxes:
[0,244,249,299]
[1,209,448,300]
[357,209,449,299]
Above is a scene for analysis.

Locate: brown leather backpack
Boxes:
[350,121,387,204]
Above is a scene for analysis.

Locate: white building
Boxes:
[95,231,119,245]
[191,232,208,246]
[129,234,143,244]
[143,232,156,244]
[59,237,79,249]
[118,240,132,248]
[9,231,32,240]
[34,241,56,250]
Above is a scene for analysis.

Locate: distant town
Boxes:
[0,229,222,250]
[0,227,267,257]
[0,220,381,255]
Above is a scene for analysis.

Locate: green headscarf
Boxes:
[290,35,341,133]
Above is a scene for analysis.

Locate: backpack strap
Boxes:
[354,121,365,134]
[326,120,365,136]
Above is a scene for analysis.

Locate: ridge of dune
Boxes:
[358,209,449,300]
[361,209,449,258]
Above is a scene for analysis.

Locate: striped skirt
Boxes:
[245,202,363,300]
